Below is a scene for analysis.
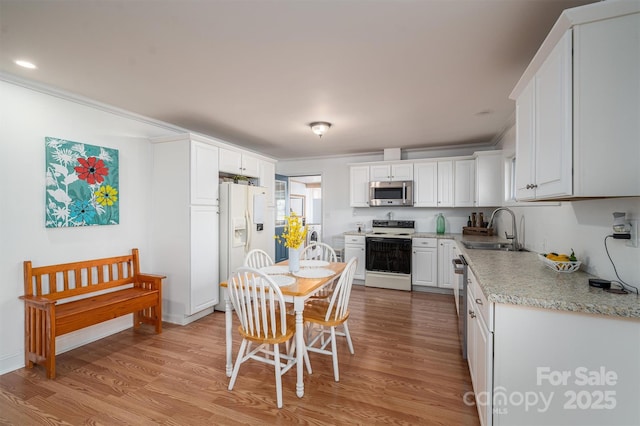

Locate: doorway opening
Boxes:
[274,174,322,262]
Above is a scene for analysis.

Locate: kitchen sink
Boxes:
[461,241,527,251]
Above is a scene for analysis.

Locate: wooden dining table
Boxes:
[220,261,346,398]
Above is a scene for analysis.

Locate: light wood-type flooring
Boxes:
[0,285,480,425]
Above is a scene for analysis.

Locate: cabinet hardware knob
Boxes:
[475,298,483,305]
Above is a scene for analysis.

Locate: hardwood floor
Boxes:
[0,286,480,425]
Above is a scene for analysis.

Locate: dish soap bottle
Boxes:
[436,213,445,235]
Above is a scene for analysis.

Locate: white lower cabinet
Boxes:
[411,238,437,287]
[466,270,494,426]
[344,235,366,280]
[467,268,640,426]
[437,239,457,289]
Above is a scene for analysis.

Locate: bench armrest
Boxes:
[136,273,166,290]
[19,295,55,308]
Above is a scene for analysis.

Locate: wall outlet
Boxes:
[627,219,638,248]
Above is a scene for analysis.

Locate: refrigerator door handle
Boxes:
[245,210,252,252]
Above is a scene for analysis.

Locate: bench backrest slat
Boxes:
[24,249,141,302]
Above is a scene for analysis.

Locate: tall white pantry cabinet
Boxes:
[150,134,220,325]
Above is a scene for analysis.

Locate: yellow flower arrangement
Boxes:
[275,212,308,249]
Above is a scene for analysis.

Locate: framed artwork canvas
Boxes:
[45,137,119,227]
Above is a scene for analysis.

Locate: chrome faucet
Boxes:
[487,207,520,251]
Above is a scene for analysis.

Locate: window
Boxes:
[505,155,517,202]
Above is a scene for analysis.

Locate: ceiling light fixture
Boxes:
[15,60,37,69]
[309,121,331,138]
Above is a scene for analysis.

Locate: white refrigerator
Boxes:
[219,183,275,285]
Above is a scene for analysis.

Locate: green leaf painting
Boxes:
[45,137,119,227]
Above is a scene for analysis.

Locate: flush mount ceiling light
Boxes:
[15,59,37,69]
[309,121,331,138]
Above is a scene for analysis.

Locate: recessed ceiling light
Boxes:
[15,60,37,69]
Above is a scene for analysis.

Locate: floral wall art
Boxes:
[45,137,119,227]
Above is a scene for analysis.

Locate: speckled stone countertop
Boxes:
[340,230,639,318]
[456,239,640,319]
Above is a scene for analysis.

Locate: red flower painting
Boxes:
[74,157,109,184]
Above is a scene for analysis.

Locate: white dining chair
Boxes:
[301,242,337,263]
[227,267,297,408]
[303,257,357,381]
[243,249,274,269]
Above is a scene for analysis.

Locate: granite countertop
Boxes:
[340,228,639,318]
[456,240,640,319]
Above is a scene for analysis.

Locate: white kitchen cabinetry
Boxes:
[413,162,438,207]
[414,161,453,207]
[466,270,493,426]
[344,234,366,280]
[437,160,454,207]
[191,141,220,205]
[516,30,573,200]
[411,238,438,287]
[349,166,370,207]
[258,159,276,207]
[437,239,456,289]
[474,151,503,207]
[512,5,640,200]
[370,162,413,181]
[150,134,220,325]
[454,159,475,207]
[219,147,260,177]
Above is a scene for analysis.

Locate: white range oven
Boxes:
[365,220,415,291]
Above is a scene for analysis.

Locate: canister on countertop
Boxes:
[477,212,484,228]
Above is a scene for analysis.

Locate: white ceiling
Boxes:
[0,0,596,160]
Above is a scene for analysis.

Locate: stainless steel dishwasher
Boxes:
[452,254,468,359]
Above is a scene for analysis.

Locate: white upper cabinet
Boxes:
[572,12,640,197]
[515,29,573,200]
[512,3,640,200]
[515,79,536,201]
[414,162,438,207]
[533,29,573,199]
[191,141,219,205]
[437,160,454,207]
[219,147,260,177]
[349,165,370,207]
[370,162,413,181]
[475,151,504,207]
[454,159,475,207]
[414,160,455,207]
[258,160,276,207]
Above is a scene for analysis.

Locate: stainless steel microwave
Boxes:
[369,180,413,206]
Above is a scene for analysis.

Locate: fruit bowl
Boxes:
[539,254,581,273]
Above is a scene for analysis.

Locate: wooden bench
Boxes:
[20,248,165,379]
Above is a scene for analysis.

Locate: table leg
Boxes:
[295,299,305,398]
[225,290,233,377]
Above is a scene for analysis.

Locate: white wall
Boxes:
[498,125,640,286]
[0,80,181,374]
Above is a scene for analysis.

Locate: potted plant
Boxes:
[233,175,249,185]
